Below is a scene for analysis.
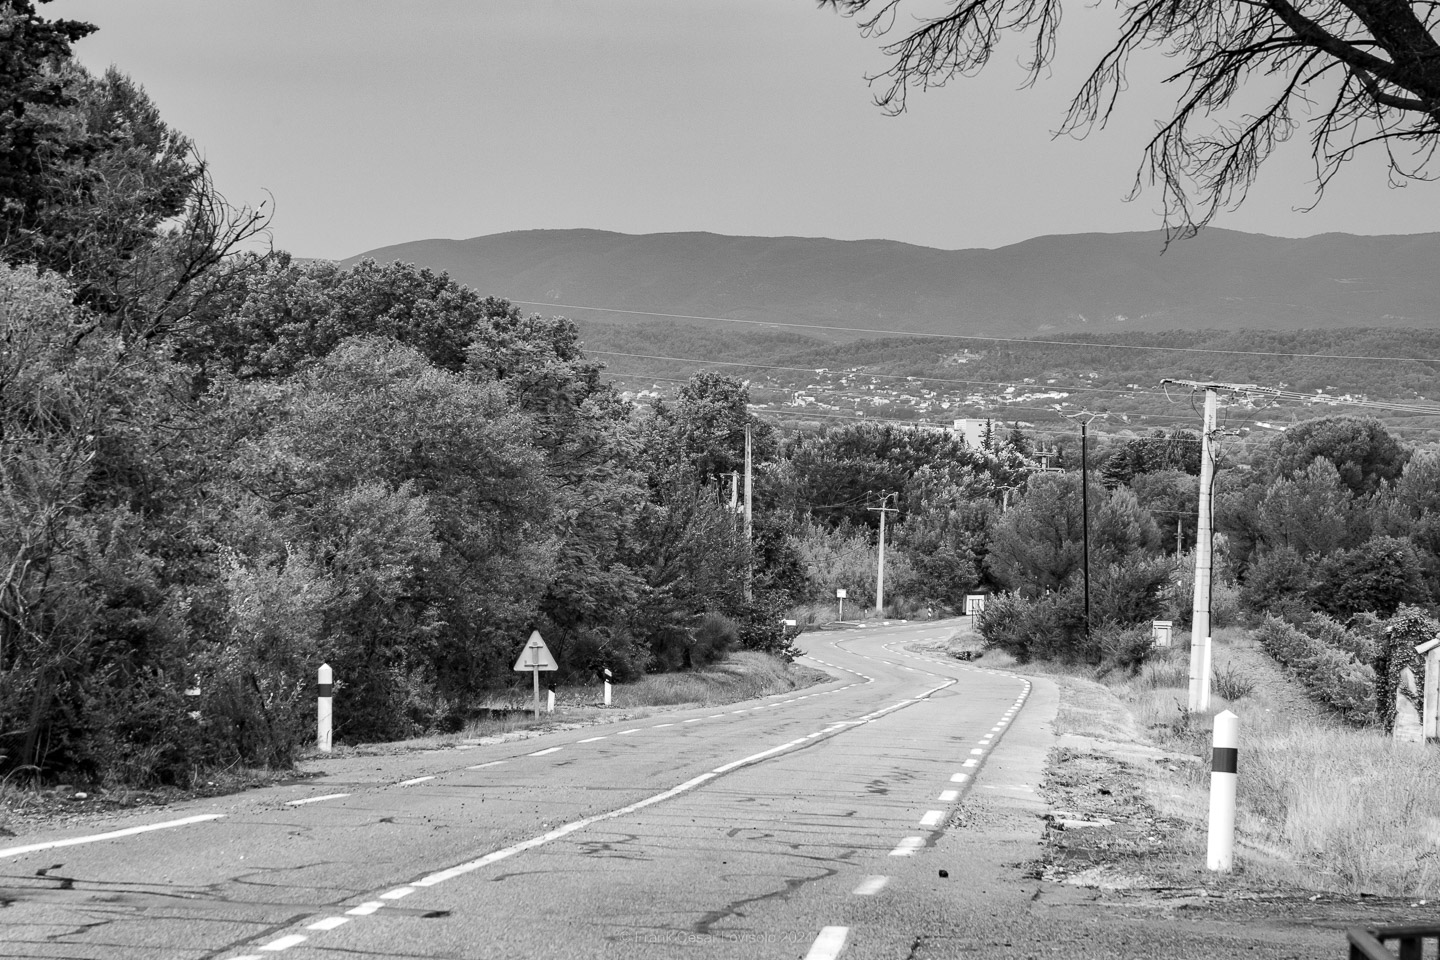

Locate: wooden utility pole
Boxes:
[869,493,898,616]
[1055,408,1116,643]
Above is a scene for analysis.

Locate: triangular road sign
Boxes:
[513,630,559,671]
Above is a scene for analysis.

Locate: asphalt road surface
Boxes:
[0,621,1056,959]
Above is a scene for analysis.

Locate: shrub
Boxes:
[1095,622,1157,676]
[1255,615,1377,726]
[692,612,740,667]
[1212,661,1256,701]
[1301,613,1376,664]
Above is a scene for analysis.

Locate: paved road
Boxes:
[0,620,1058,959]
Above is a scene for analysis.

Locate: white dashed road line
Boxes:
[853,875,889,896]
[804,926,850,960]
[889,836,924,856]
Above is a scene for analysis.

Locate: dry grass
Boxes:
[317,651,829,757]
[963,625,1440,896]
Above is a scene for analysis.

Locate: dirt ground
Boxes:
[934,628,1437,958]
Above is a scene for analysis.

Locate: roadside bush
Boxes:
[1255,615,1376,726]
[1211,661,1256,700]
[692,612,740,666]
[1095,622,1157,676]
[1302,613,1376,664]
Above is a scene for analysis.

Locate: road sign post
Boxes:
[836,588,847,623]
[512,630,559,719]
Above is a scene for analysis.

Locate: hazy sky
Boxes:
[58,0,1440,260]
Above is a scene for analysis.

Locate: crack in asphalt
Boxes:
[691,864,841,936]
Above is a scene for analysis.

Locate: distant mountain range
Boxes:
[344,227,1440,336]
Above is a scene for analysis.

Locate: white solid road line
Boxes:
[805,926,850,960]
[853,875,889,895]
[285,793,350,806]
[0,813,224,859]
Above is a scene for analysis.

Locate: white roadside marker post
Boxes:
[317,663,333,753]
[1207,710,1238,871]
[603,667,612,707]
[547,682,555,714]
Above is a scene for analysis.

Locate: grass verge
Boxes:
[1,651,830,832]
[950,624,1440,898]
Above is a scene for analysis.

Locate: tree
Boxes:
[820,0,1440,238]
[1313,536,1430,618]
[987,472,1086,595]
[0,1,95,255]
[1270,416,1408,497]
[1256,457,1355,556]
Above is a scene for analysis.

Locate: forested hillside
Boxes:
[348,227,1440,336]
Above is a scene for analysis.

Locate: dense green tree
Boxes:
[1256,458,1355,557]
[1270,416,1408,498]
[1313,537,1431,620]
[1100,430,1201,487]
[0,1,95,260]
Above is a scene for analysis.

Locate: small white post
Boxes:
[1207,710,1238,871]
[317,663,333,753]
[603,667,612,707]
[836,587,846,623]
[547,683,555,714]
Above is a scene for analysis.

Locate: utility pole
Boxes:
[744,423,753,601]
[868,493,898,616]
[1161,380,1251,713]
[1055,408,1117,643]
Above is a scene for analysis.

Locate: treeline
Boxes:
[977,412,1440,732]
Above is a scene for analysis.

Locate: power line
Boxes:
[512,299,1440,365]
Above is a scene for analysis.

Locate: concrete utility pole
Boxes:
[1161,379,1252,713]
[744,424,753,601]
[869,493,898,616]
